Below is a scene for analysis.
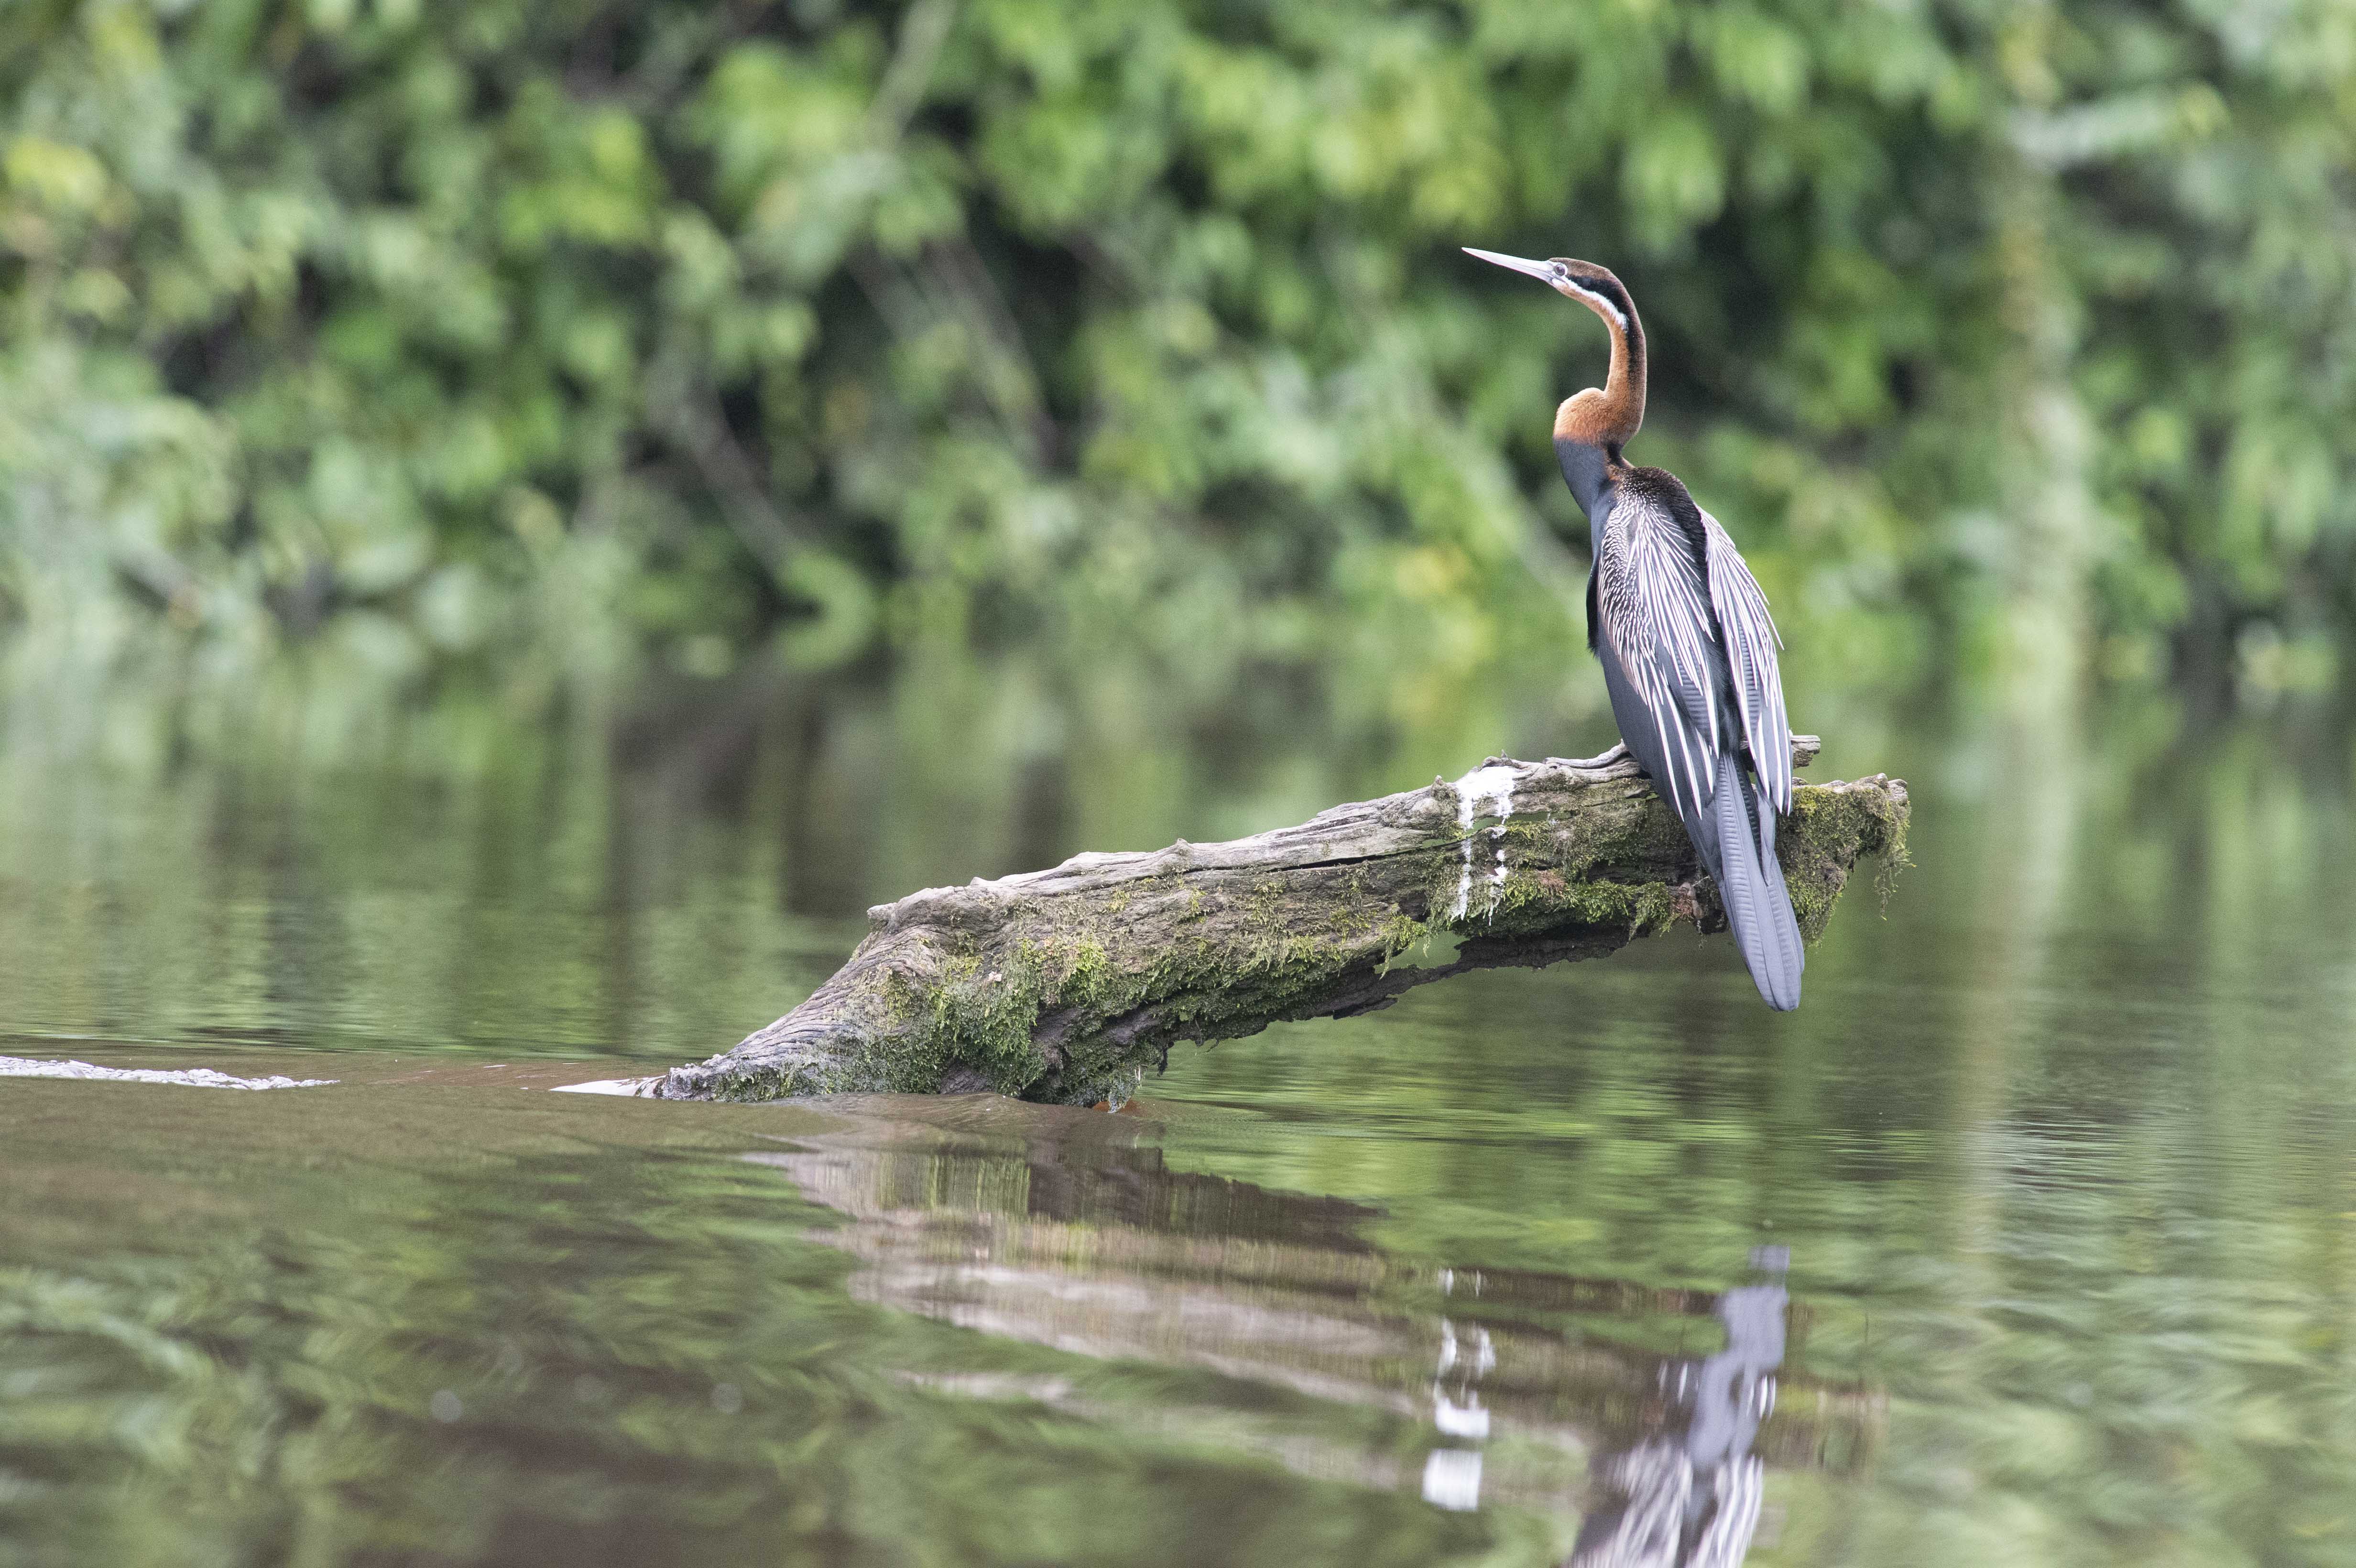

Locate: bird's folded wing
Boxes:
[1602,495,1723,823]
[1700,509,1793,815]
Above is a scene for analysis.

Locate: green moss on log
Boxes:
[663,757,1909,1106]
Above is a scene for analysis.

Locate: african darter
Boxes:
[1466,249,1803,1010]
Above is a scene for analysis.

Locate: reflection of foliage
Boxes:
[1,1,2351,688]
[0,1144,1529,1567]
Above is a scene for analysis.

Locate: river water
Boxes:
[2,655,2352,1567]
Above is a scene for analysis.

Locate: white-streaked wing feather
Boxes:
[1599,491,1720,824]
[1700,508,1793,815]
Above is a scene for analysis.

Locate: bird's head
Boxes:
[1462,248,1644,449]
[1461,250,1634,333]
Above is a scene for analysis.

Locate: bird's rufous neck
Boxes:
[1551,296,1645,451]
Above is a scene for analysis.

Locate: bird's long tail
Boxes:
[1704,762,1804,1011]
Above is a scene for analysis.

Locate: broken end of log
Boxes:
[656,740,1909,1107]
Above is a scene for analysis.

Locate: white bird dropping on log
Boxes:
[1449,764,1518,922]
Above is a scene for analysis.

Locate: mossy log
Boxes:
[654,740,1908,1106]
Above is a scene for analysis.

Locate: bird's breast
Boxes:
[1554,437,1612,519]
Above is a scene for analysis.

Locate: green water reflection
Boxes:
[3,659,2354,1566]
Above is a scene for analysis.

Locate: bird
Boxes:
[1464,248,1803,1010]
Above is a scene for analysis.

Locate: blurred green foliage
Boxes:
[2,0,2352,694]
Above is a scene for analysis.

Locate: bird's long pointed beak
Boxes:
[1462,247,1555,283]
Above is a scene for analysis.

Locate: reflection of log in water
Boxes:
[750,1105,1879,1530]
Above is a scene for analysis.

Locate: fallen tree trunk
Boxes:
[654,740,1908,1106]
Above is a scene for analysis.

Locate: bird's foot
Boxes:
[1546,741,1642,777]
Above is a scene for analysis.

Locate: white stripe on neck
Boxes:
[1564,281,1625,330]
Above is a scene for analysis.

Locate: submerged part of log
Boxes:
[655,740,1908,1106]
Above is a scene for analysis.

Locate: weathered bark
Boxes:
[655,740,1908,1105]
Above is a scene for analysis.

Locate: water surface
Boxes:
[3,662,2352,1566]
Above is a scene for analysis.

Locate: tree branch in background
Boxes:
[656,383,806,576]
[648,739,1909,1106]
